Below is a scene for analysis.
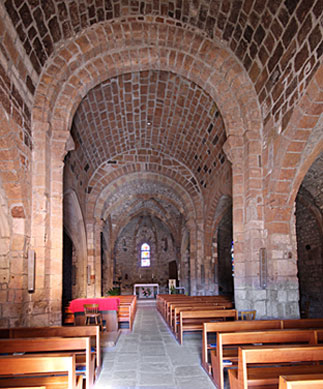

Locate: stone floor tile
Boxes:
[95,300,215,388]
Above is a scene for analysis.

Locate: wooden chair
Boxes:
[239,310,256,320]
[83,304,102,326]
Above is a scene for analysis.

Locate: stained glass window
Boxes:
[141,243,150,267]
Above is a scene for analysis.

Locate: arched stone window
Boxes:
[141,243,150,267]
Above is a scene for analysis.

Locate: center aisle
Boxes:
[95,300,216,389]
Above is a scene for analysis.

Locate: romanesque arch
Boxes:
[30,18,261,323]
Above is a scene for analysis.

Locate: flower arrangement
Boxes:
[142,287,152,297]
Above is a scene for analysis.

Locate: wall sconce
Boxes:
[28,249,35,293]
[87,265,91,285]
[259,248,267,289]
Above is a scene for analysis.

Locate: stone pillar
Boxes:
[29,121,68,326]
[265,203,299,318]
[188,220,197,295]
[195,219,205,295]
[29,124,52,326]
[224,133,266,316]
[86,218,103,297]
[224,131,300,318]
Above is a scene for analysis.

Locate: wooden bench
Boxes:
[171,304,228,335]
[178,309,238,345]
[202,318,323,372]
[279,373,323,388]
[165,296,233,324]
[157,294,232,321]
[228,344,323,389]
[169,300,233,330]
[2,325,101,370]
[0,337,94,389]
[116,295,137,330]
[0,354,82,389]
[211,329,319,389]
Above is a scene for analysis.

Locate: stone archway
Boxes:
[261,66,323,318]
[91,172,198,296]
[31,18,261,324]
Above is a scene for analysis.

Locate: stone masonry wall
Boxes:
[112,215,177,296]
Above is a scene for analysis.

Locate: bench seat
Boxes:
[229,344,323,389]
[279,373,323,388]
[0,354,82,389]
[0,337,94,389]
[178,309,237,344]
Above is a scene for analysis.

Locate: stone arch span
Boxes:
[92,172,196,225]
[30,17,262,319]
[89,171,201,295]
[266,66,323,213]
[33,17,261,145]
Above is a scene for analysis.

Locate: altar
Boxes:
[69,297,120,331]
[133,283,159,299]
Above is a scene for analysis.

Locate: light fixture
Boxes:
[147,121,152,126]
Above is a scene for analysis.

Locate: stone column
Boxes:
[85,218,103,297]
[224,131,300,318]
[29,120,69,326]
[29,123,52,326]
[224,133,266,316]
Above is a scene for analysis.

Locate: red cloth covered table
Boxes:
[69,298,120,312]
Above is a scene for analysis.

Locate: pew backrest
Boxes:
[0,337,93,389]
[279,373,323,389]
[213,329,318,389]
[0,354,76,389]
[6,326,101,368]
[179,309,237,345]
[202,319,283,368]
[238,344,323,389]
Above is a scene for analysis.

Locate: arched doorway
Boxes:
[217,207,233,295]
[296,153,323,318]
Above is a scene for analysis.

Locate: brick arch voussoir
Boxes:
[267,64,323,211]
[90,172,197,228]
[33,18,261,149]
[204,166,232,231]
[87,152,203,200]
[86,163,202,220]
[112,206,179,246]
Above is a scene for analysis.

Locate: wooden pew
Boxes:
[202,319,283,371]
[211,329,319,389]
[106,295,137,330]
[0,337,94,389]
[0,354,82,389]
[201,318,323,372]
[178,309,238,345]
[169,300,233,330]
[171,304,227,335]
[165,296,233,324]
[279,374,323,388]
[228,344,323,389]
[157,294,232,320]
[3,325,101,371]
[117,295,137,330]
[283,318,323,329]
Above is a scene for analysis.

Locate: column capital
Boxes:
[223,135,243,163]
